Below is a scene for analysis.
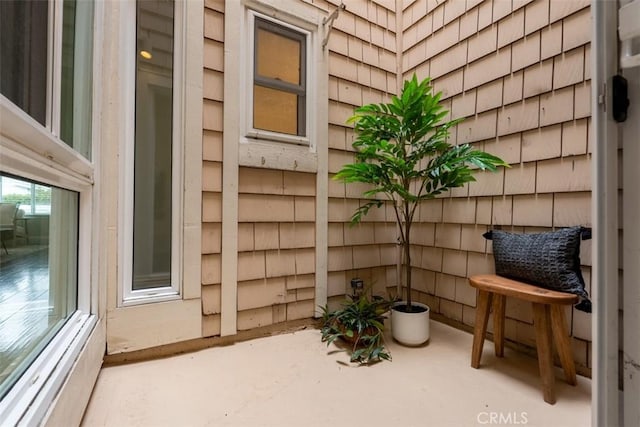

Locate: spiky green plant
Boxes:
[320,294,393,364]
[334,75,508,310]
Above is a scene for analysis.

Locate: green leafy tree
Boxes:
[34,186,51,204]
[334,75,508,310]
[1,194,30,205]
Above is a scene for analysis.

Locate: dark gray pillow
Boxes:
[483,227,591,312]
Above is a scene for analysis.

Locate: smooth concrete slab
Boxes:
[82,321,590,427]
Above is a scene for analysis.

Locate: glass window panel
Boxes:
[255,27,301,85]
[253,85,299,135]
[0,0,48,126]
[0,177,52,216]
[60,1,76,146]
[0,175,78,400]
[0,177,31,215]
[34,184,52,215]
[60,0,94,159]
[133,0,174,291]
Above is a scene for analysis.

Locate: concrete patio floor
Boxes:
[81,321,591,427]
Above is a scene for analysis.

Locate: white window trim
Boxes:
[0,99,93,183]
[0,106,95,303]
[0,312,96,425]
[0,102,97,427]
[0,55,97,427]
[119,0,186,306]
[236,0,326,173]
[107,0,202,353]
[1,1,104,423]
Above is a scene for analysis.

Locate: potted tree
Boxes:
[335,75,507,346]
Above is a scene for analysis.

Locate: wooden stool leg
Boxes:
[551,304,577,386]
[532,303,556,404]
[493,294,506,357]
[471,290,493,368]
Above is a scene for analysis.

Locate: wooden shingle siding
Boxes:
[402,0,593,374]
[202,1,224,337]
[197,1,593,374]
[326,0,399,306]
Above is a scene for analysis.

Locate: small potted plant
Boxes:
[320,292,393,364]
[335,75,507,346]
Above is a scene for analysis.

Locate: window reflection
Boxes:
[0,174,78,399]
[0,0,48,126]
[133,0,174,291]
[60,0,94,159]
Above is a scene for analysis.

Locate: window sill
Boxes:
[0,312,96,425]
[121,291,181,307]
[245,129,309,146]
[239,137,318,172]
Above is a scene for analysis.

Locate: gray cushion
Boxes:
[484,227,591,312]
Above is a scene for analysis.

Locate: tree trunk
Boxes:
[404,217,412,309]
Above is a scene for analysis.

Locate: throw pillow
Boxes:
[483,227,592,312]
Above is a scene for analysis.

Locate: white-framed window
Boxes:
[0,0,97,423]
[249,13,309,143]
[121,0,180,304]
[232,0,328,173]
[119,0,200,307]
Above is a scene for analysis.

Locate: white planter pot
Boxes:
[390,301,430,346]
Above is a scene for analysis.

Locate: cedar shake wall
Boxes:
[402,0,592,372]
[202,0,224,337]
[325,0,400,308]
[234,167,317,330]
[200,0,593,373]
[200,0,400,333]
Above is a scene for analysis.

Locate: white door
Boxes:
[593,0,640,425]
[620,1,640,425]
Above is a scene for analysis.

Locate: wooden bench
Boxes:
[468,274,579,404]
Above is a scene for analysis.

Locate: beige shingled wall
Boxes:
[402,0,592,373]
[235,167,317,330]
[202,0,224,337]
[200,0,400,333]
[325,0,400,309]
[200,0,593,373]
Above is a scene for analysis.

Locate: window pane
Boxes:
[0,177,31,215]
[0,178,52,216]
[0,175,77,400]
[34,184,52,215]
[60,0,94,159]
[133,0,174,291]
[253,85,299,135]
[0,0,48,126]
[255,27,301,85]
